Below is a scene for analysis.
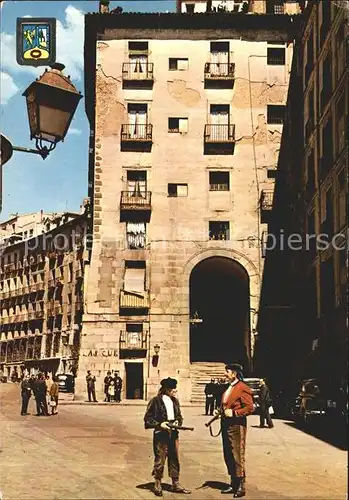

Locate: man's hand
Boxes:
[173,420,179,427]
[213,409,220,416]
[160,421,171,431]
[224,408,233,418]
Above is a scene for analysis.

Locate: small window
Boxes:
[126,323,143,332]
[210,42,229,53]
[128,41,148,52]
[267,105,285,124]
[209,221,230,240]
[169,58,189,71]
[168,183,188,197]
[209,172,230,191]
[29,229,34,237]
[168,118,188,133]
[185,3,195,13]
[267,169,277,179]
[267,47,285,65]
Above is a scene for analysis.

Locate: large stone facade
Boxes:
[76,11,300,401]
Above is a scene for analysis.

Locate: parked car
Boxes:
[244,378,261,413]
[56,373,75,393]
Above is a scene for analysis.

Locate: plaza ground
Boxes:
[0,384,347,500]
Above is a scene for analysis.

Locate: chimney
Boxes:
[99,0,110,14]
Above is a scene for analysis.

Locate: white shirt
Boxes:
[222,378,240,404]
[162,395,175,421]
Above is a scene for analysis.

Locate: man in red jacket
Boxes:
[220,363,254,498]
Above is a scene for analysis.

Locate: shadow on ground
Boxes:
[284,421,348,451]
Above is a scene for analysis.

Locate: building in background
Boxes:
[176,0,304,14]
[77,2,300,402]
[255,0,348,394]
[0,208,89,379]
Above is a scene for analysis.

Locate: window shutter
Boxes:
[179,118,188,133]
[124,267,145,293]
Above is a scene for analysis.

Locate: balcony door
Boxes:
[210,41,229,75]
[128,104,148,139]
[210,104,229,140]
[128,41,148,76]
[127,170,147,197]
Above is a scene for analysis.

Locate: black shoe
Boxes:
[268,425,274,428]
[153,479,162,497]
[221,486,235,494]
[233,478,245,498]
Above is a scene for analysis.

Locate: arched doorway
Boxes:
[189,257,250,365]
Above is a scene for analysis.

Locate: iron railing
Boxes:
[204,62,235,79]
[120,191,151,210]
[204,124,235,143]
[122,62,154,80]
[121,124,153,142]
[120,330,148,350]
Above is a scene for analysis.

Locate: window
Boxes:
[306,210,316,259]
[336,93,346,154]
[267,105,285,124]
[266,0,284,14]
[128,41,148,53]
[168,183,188,197]
[338,170,347,229]
[127,171,147,194]
[306,149,315,198]
[209,221,230,240]
[210,42,229,53]
[209,171,230,191]
[124,261,146,293]
[126,222,146,250]
[168,118,188,133]
[335,24,345,80]
[169,58,189,71]
[267,47,285,65]
[29,229,34,238]
[267,169,277,179]
[185,3,195,13]
[321,118,333,178]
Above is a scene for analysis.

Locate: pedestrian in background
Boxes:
[86,370,97,402]
[34,373,49,416]
[258,379,274,429]
[114,371,123,403]
[219,363,254,497]
[45,374,53,409]
[108,380,116,402]
[144,377,191,497]
[104,371,113,402]
[49,377,59,415]
[215,378,228,409]
[20,375,32,416]
[204,379,216,416]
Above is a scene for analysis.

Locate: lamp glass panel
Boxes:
[37,105,71,142]
[26,91,39,139]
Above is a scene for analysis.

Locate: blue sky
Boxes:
[0,0,175,221]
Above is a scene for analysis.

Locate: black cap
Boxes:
[160,377,177,390]
[225,363,243,372]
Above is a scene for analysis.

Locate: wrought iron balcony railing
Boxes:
[120,191,151,211]
[120,290,150,309]
[119,330,148,350]
[122,62,154,81]
[204,124,235,143]
[260,190,274,212]
[204,62,235,79]
[121,123,153,142]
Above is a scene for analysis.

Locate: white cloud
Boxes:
[0,5,84,94]
[67,127,82,136]
[0,71,19,104]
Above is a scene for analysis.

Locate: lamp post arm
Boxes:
[12,145,50,159]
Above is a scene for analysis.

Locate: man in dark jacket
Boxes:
[259,378,274,429]
[104,371,113,402]
[114,371,123,403]
[86,370,97,402]
[33,373,49,416]
[20,375,32,415]
[144,377,191,497]
[204,379,216,416]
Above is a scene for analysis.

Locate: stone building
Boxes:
[77,2,300,402]
[0,210,88,379]
[176,0,303,15]
[255,0,348,393]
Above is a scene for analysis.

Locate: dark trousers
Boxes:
[115,389,121,402]
[205,396,215,416]
[259,405,273,427]
[152,430,180,480]
[35,395,48,415]
[221,420,247,479]
[87,386,97,402]
[21,392,30,414]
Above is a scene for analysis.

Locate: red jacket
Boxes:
[221,380,254,417]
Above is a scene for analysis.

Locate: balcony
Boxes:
[120,191,151,212]
[204,63,235,89]
[204,124,236,154]
[120,330,148,350]
[120,124,153,152]
[119,290,150,311]
[260,190,274,223]
[122,62,154,89]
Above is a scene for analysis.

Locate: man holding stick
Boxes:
[144,377,192,497]
[218,363,254,498]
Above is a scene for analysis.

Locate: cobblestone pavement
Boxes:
[0,384,346,500]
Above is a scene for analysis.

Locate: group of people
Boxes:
[204,378,229,416]
[20,373,59,416]
[85,370,123,403]
[144,363,255,498]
